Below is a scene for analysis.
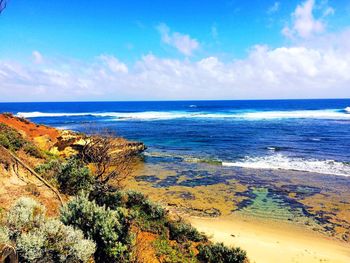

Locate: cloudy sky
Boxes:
[0,0,350,101]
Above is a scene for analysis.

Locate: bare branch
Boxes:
[79,129,137,188]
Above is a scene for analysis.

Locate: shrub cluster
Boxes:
[167,219,207,242]
[60,194,133,262]
[197,242,247,263]
[2,197,96,263]
[57,158,94,195]
[0,123,26,151]
[35,158,62,182]
[0,123,42,157]
[93,189,166,220]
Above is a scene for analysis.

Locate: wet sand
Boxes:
[189,214,350,263]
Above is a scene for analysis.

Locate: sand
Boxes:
[189,214,350,263]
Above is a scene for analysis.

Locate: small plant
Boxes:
[7,197,46,235]
[0,226,10,244]
[154,237,198,263]
[35,158,62,183]
[23,143,43,158]
[0,123,25,151]
[4,197,95,263]
[197,243,247,263]
[57,157,94,195]
[60,194,133,262]
[167,219,207,242]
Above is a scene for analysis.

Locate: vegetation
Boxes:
[2,197,96,263]
[154,237,197,263]
[60,194,133,262]
[0,116,248,263]
[167,219,207,242]
[0,123,26,151]
[57,158,94,195]
[0,123,42,157]
[197,242,247,263]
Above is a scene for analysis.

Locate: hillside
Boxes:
[0,113,248,263]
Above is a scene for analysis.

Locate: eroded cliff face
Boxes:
[0,113,146,158]
[0,113,145,215]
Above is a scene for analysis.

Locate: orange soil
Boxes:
[135,231,160,263]
[0,114,59,143]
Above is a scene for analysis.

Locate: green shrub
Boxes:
[90,187,126,209]
[125,190,147,207]
[57,158,94,195]
[0,123,25,151]
[142,199,166,220]
[7,197,46,235]
[5,197,95,263]
[35,159,62,184]
[0,226,10,244]
[60,194,132,262]
[23,143,43,158]
[197,243,247,263]
[167,219,207,242]
[0,123,42,158]
[154,237,198,263]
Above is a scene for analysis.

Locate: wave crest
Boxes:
[222,154,350,177]
[16,109,350,121]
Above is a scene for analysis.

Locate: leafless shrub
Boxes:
[79,130,137,188]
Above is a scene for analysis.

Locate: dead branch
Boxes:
[79,131,136,188]
[0,145,63,205]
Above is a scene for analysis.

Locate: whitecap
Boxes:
[222,154,350,177]
[16,108,350,121]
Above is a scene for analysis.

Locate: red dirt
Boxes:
[0,114,59,143]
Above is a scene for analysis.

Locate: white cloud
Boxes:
[32,51,44,64]
[99,55,128,73]
[1,33,350,102]
[282,0,334,39]
[157,23,199,56]
[268,2,280,14]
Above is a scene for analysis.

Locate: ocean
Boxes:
[1,99,350,177]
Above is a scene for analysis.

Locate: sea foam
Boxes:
[222,154,350,177]
[16,109,350,121]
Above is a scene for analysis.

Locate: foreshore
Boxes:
[128,159,350,262]
[188,214,350,263]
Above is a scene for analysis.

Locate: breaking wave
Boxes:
[222,154,350,177]
[16,108,350,121]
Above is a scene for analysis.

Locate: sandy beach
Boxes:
[189,214,350,263]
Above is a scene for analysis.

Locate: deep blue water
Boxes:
[1,99,350,176]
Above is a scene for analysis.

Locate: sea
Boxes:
[1,99,350,177]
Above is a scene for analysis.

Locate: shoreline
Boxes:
[188,214,350,263]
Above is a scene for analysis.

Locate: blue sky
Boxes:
[0,0,350,101]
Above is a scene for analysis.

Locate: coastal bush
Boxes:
[23,143,43,158]
[6,197,46,235]
[35,158,62,184]
[167,219,207,242]
[0,123,43,158]
[60,194,133,262]
[91,189,166,219]
[4,197,96,263]
[0,226,10,244]
[57,157,94,195]
[0,123,25,151]
[154,237,198,263]
[197,243,247,263]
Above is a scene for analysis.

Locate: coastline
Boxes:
[188,214,350,263]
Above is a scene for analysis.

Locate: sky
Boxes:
[0,0,350,101]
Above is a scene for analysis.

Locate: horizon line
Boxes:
[0,98,349,104]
